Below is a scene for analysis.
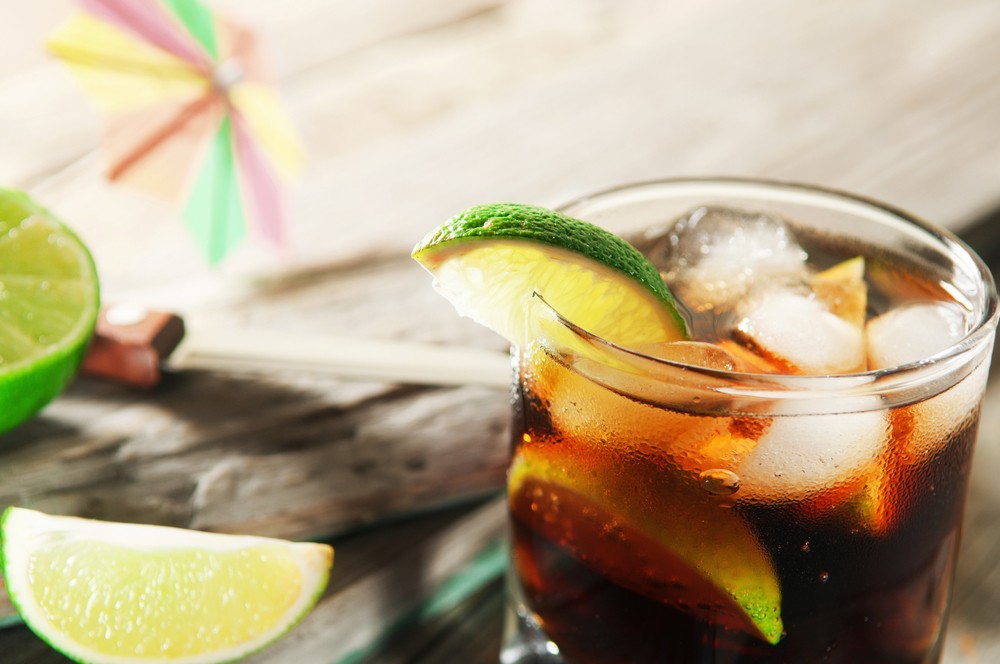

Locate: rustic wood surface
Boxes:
[1,0,1000,662]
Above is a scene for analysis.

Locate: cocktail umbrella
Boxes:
[47,0,303,264]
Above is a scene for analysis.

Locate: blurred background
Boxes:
[2,0,998,299]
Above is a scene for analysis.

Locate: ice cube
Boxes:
[661,207,808,312]
[734,290,866,374]
[866,302,969,370]
[866,302,978,463]
[736,410,888,502]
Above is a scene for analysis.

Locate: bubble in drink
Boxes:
[661,206,808,313]
[699,468,741,495]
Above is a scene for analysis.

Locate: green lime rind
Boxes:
[413,203,688,338]
[0,338,89,437]
[0,189,99,436]
[1,507,333,664]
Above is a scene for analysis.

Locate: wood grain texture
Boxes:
[1,0,999,662]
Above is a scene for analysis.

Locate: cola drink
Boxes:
[501,180,997,664]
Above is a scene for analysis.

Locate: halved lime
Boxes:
[0,189,100,434]
[1,507,333,664]
[412,203,686,347]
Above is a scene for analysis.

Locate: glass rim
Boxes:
[547,176,999,404]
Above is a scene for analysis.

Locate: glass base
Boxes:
[501,570,564,663]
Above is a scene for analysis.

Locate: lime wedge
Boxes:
[810,256,867,329]
[412,203,686,347]
[509,444,783,644]
[1,508,333,664]
[0,189,100,434]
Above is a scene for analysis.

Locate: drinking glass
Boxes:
[501,178,998,664]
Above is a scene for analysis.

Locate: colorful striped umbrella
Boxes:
[47,0,303,264]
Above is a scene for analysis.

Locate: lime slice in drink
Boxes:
[810,256,867,329]
[1,508,333,664]
[412,203,687,347]
[509,444,784,644]
[0,189,100,434]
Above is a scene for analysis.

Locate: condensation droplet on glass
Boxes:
[698,468,741,495]
[801,540,811,553]
[819,571,830,584]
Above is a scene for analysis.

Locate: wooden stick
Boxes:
[169,324,513,388]
[82,304,512,389]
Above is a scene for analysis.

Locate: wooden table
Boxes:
[2,0,1000,662]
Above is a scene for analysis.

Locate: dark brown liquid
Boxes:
[506,214,986,663]
[508,360,980,664]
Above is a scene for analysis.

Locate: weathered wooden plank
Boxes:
[0,360,509,540]
[364,578,505,664]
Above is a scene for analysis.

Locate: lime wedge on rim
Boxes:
[0,189,100,435]
[412,203,687,347]
[1,507,333,664]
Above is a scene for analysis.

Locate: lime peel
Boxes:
[412,203,687,348]
[509,447,783,644]
[1,508,333,664]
